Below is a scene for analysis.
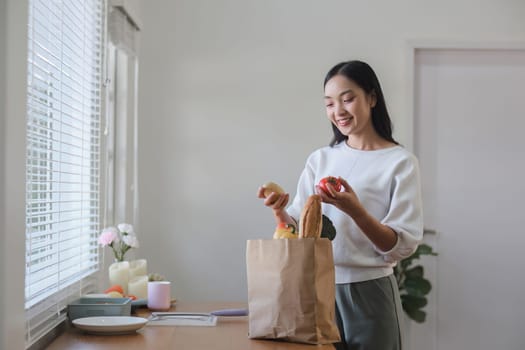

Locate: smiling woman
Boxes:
[323,61,398,150]
[258,60,424,350]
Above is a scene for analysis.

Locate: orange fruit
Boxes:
[104,285,124,294]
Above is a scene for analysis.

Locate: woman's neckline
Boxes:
[340,141,401,154]
[344,134,398,151]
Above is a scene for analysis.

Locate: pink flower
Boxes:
[99,223,140,261]
[98,227,119,246]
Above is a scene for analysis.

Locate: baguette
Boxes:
[299,194,323,238]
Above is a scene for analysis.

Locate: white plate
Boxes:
[72,316,148,335]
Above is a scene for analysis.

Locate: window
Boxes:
[104,5,140,226]
[25,0,105,347]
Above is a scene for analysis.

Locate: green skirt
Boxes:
[334,274,404,350]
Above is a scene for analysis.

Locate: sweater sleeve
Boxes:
[375,154,424,263]
[287,153,318,221]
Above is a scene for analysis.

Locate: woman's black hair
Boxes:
[324,60,398,147]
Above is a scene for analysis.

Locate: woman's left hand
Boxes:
[316,177,364,218]
[318,177,398,251]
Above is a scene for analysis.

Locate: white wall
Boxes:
[0,0,6,347]
[137,0,525,302]
[0,1,29,349]
[0,0,523,347]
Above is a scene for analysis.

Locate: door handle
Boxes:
[423,228,437,235]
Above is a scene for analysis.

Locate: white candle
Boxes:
[108,261,130,295]
[128,275,148,299]
[129,259,148,278]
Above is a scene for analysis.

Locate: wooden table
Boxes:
[46,301,336,349]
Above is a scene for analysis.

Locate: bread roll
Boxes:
[299,194,323,238]
[262,182,285,198]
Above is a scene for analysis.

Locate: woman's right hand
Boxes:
[257,186,289,213]
[257,187,297,229]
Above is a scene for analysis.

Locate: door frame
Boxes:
[405,40,525,153]
[404,40,525,350]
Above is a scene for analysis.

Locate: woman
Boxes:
[258,60,423,349]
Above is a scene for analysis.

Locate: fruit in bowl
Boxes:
[104,284,136,300]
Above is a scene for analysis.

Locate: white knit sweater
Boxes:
[287,142,424,284]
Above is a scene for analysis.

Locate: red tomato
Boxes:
[318,176,342,194]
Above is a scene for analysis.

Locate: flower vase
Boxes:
[108,260,130,295]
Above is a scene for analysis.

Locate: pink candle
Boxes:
[147,281,171,310]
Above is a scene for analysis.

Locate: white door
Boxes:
[412,48,525,350]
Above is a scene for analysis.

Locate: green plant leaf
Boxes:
[320,215,336,241]
[401,294,427,310]
[405,265,423,279]
[400,257,414,269]
[405,244,438,264]
[405,308,427,323]
[404,277,432,297]
[417,244,438,256]
[396,241,438,324]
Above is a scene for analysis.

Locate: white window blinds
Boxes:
[25,0,104,347]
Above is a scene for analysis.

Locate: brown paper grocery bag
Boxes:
[246,238,340,344]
